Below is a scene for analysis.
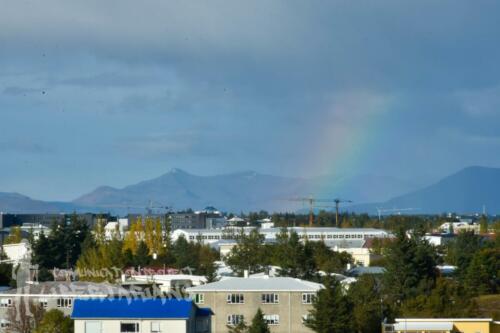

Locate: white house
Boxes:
[72,298,212,333]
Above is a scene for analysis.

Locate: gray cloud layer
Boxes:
[1,0,500,200]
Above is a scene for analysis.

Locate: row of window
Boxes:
[187,233,380,241]
[0,298,72,308]
[84,321,161,333]
[193,293,315,305]
[227,314,280,326]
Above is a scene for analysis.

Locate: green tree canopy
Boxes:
[248,309,270,333]
[34,309,73,333]
[305,277,353,333]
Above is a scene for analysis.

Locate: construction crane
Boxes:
[315,198,353,227]
[376,207,419,221]
[288,196,352,227]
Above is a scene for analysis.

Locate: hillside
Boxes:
[369,166,500,214]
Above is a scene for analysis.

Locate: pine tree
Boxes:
[305,277,353,333]
[248,309,270,333]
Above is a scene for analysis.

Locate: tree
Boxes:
[4,226,23,244]
[383,228,438,303]
[123,219,144,254]
[463,248,500,295]
[445,231,482,280]
[226,230,265,275]
[305,277,353,333]
[272,229,305,277]
[248,309,270,333]
[348,275,383,333]
[134,241,151,268]
[34,309,73,333]
[227,321,248,333]
[402,278,476,317]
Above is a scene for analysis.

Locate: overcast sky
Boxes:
[1,0,500,201]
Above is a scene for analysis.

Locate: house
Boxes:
[0,281,133,326]
[383,318,500,333]
[72,298,213,333]
[1,239,31,265]
[186,276,323,333]
[328,238,382,267]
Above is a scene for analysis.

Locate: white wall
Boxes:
[75,319,187,333]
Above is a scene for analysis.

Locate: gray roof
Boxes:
[186,277,323,292]
[348,266,386,276]
[0,282,133,297]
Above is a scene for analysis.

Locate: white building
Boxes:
[172,227,390,245]
[72,298,212,333]
[1,239,31,265]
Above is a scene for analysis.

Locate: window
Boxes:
[194,293,204,304]
[227,314,244,326]
[0,298,12,308]
[263,314,280,325]
[151,322,161,333]
[57,298,72,308]
[85,321,101,333]
[261,293,279,304]
[39,298,48,308]
[227,293,244,304]
[120,322,139,333]
[302,293,315,304]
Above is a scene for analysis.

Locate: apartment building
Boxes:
[0,282,132,330]
[186,276,323,333]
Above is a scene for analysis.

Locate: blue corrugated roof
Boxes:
[72,298,205,319]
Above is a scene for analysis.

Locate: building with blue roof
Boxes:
[72,298,212,333]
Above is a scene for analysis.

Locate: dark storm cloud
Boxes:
[1,0,500,200]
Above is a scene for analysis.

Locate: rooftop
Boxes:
[71,298,213,319]
[186,276,323,292]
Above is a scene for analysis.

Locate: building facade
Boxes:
[72,298,212,333]
[0,282,132,330]
[186,276,323,333]
[383,318,500,333]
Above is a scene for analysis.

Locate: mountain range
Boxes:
[0,166,498,215]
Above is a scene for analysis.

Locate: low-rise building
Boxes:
[383,318,500,333]
[1,239,31,265]
[173,227,390,246]
[72,298,213,333]
[0,281,133,328]
[186,276,323,333]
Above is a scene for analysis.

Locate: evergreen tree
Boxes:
[305,277,353,333]
[248,309,270,333]
[134,241,151,268]
[348,275,383,333]
[402,278,476,317]
[226,229,265,275]
[463,248,500,295]
[383,228,438,303]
